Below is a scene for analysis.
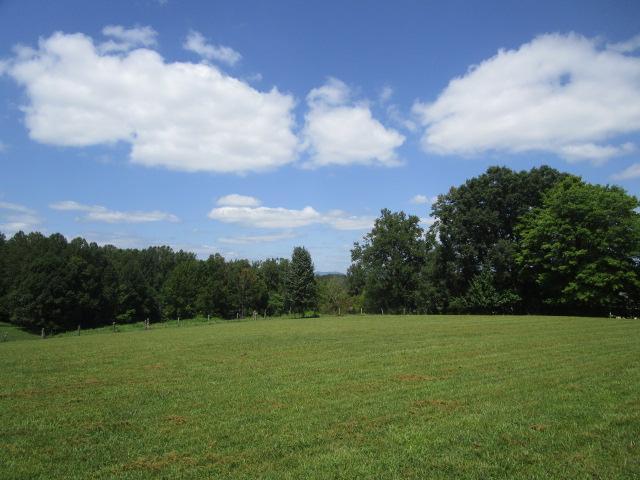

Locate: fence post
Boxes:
[41,328,45,339]
[112,321,116,333]
[77,325,81,336]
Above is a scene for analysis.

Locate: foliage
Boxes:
[516,177,640,316]
[285,246,318,316]
[351,209,427,313]
[317,275,352,314]
[430,165,570,302]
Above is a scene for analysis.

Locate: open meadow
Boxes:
[1,315,639,479]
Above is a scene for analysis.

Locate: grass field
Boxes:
[1,315,639,479]
[0,322,39,342]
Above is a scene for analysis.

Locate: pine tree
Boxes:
[285,247,317,317]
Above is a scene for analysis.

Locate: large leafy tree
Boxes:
[430,165,570,309]
[516,177,640,315]
[351,209,427,313]
[285,247,318,316]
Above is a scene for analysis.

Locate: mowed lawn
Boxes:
[1,316,639,479]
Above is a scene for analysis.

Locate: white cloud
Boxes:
[218,231,296,245]
[386,104,418,132]
[50,200,179,223]
[209,205,321,229]
[302,78,405,168]
[414,33,640,163]
[419,216,435,227]
[5,29,298,174]
[99,25,158,53]
[612,163,640,181]
[560,142,635,164]
[322,210,375,230]
[379,85,394,104]
[216,194,261,207]
[183,30,242,66]
[208,200,374,230]
[410,194,428,204]
[608,34,640,53]
[0,201,41,234]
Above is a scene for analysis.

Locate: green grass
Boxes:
[1,315,639,479]
[0,322,39,342]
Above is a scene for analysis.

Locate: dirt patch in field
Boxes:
[143,364,165,370]
[529,423,548,431]
[165,415,187,425]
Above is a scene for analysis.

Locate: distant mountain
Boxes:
[315,271,346,277]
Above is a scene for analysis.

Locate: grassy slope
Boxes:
[0,315,638,479]
[0,322,39,342]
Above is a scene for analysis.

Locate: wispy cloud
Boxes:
[611,163,640,181]
[0,201,41,234]
[183,30,242,66]
[99,25,158,53]
[50,200,179,223]
[218,231,296,245]
[607,34,640,53]
[216,194,261,207]
[208,195,374,231]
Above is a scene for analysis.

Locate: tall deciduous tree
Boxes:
[351,209,427,313]
[430,165,570,309]
[285,247,317,316]
[516,177,640,316]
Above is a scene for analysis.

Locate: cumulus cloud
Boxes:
[414,33,640,163]
[218,231,296,245]
[183,30,242,66]
[302,78,405,168]
[611,163,640,181]
[208,198,374,230]
[410,194,428,204]
[50,200,179,223]
[0,201,41,234]
[216,194,261,207]
[4,28,298,174]
[99,25,158,53]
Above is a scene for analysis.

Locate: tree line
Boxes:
[0,234,322,332]
[1,165,638,332]
[348,166,640,317]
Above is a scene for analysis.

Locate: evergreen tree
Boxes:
[285,247,317,316]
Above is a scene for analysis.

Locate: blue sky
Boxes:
[1,0,639,271]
